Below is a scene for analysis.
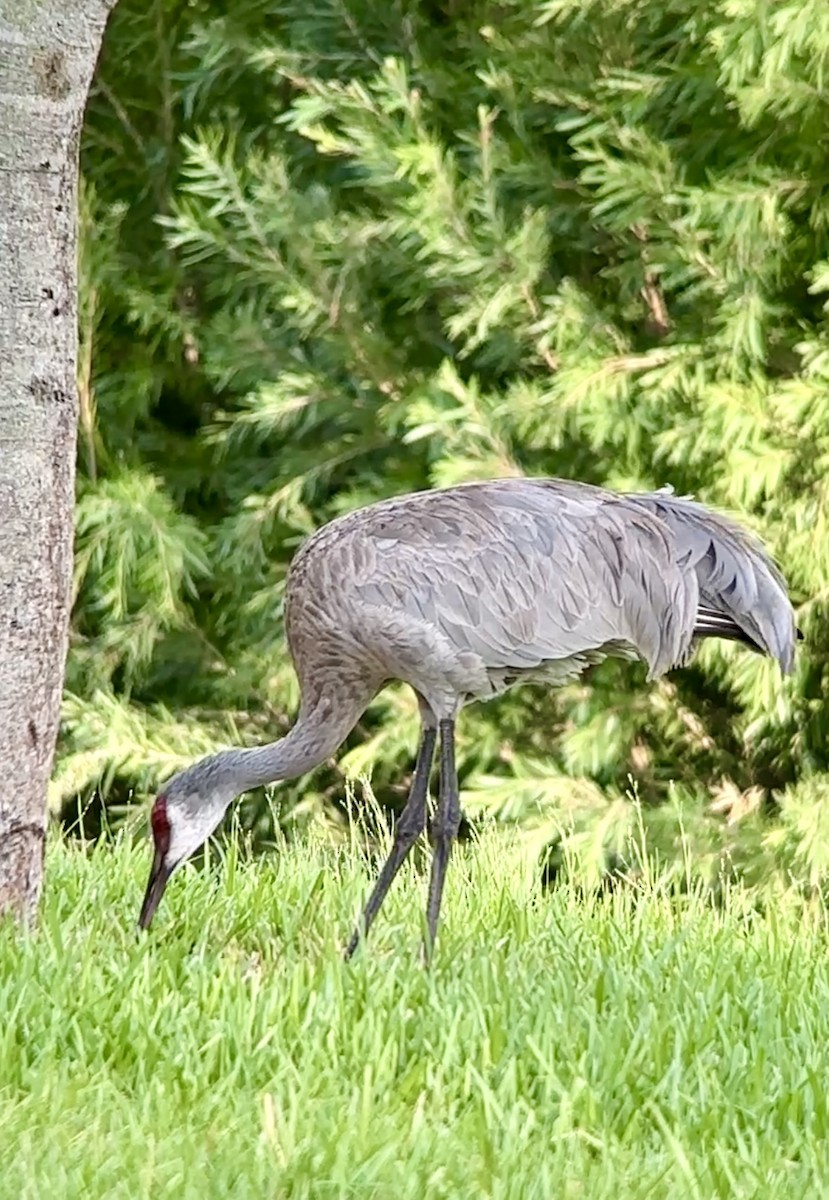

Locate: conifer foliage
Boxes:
[72,0,827,889]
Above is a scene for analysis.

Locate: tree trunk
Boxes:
[0,0,118,922]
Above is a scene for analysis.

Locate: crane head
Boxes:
[137,793,174,931]
[137,758,237,930]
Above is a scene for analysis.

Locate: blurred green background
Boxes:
[66,0,828,893]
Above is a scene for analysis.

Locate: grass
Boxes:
[2,826,829,1199]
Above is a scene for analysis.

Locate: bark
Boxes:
[0,0,118,922]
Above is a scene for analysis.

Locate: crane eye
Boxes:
[150,796,171,856]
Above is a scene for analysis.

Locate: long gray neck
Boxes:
[219,697,362,792]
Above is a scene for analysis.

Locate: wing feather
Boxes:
[627,491,797,672]
[351,479,698,681]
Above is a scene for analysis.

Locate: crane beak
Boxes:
[138,849,173,930]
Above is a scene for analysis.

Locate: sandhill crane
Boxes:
[137,477,801,957]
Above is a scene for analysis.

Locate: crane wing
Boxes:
[627,490,797,673]
[351,479,698,680]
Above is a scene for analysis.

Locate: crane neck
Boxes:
[227,694,365,792]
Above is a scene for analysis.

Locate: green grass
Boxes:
[2,828,829,1199]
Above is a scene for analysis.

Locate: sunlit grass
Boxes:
[2,827,829,1198]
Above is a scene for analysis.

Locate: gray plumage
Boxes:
[138,476,800,956]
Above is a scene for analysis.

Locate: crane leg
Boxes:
[423,719,460,963]
[344,725,437,959]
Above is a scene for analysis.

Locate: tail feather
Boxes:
[695,604,804,652]
[626,490,799,673]
[693,605,766,654]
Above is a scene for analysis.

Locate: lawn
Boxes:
[2,827,828,1199]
